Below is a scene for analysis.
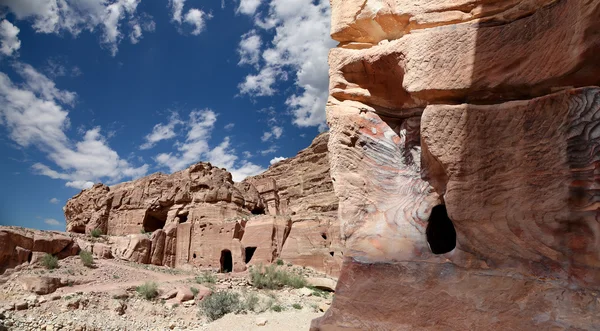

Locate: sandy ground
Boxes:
[0,256,331,331]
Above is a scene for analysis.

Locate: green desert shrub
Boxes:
[200,291,242,321]
[79,250,94,267]
[190,287,199,297]
[244,292,260,312]
[136,282,158,300]
[271,304,283,312]
[90,229,103,238]
[250,264,306,290]
[41,254,59,270]
[195,271,217,284]
[276,259,284,266]
[292,303,302,310]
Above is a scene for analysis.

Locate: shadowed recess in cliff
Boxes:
[426,205,456,254]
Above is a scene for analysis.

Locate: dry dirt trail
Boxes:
[55,259,196,295]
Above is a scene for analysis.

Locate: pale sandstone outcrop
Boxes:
[314,0,600,330]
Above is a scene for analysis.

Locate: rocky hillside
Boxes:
[56,133,341,277]
[314,0,600,330]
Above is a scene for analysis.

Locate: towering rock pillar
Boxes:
[315,0,600,330]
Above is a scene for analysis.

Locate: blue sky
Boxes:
[0,0,334,230]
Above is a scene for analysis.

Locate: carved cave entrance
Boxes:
[143,210,167,233]
[426,205,457,254]
[245,247,257,264]
[251,206,266,215]
[220,249,233,273]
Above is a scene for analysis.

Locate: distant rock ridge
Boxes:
[58,132,341,276]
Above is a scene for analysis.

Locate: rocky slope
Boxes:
[57,133,341,277]
[313,0,600,330]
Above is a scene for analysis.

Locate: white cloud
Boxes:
[0,0,154,56]
[168,1,211,36]
[0,62,148,188]
[153,109,264,182]
[169,0,186,23]
[270,156,286,165]
[238,0,334,128]
[65,180,95,189]
[237,0,263,15]
[49,197,60,204]
[242,151,253,158]
[224,123,235,130]
[261,125,282,142]
[259,146,277,155]
[140,112,182,150]
[44,218,61,226]
[184,9,211,35]
[0,20,21,56]
[238,30,261,68]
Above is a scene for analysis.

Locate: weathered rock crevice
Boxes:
[314,0,600,329]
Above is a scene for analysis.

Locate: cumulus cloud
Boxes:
[0,20,21,56]
[44,218,61,226]
[168,1,211,36]
[0,62,148,188]
[261,125,282,142]
[49,197,60,204]
[140,112,183,150]
[224,123,235,130]
[237,0,263,15]
[0,0,155,56]
[153,109,264,181]
[238,30,261,68]
[270,156,286,165]
[237,0,334,129]
[169,0,186,24]
[184,9,211,35]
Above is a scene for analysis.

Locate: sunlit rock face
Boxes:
[314,0,600,329]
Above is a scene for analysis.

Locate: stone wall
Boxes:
[313,0,600,330]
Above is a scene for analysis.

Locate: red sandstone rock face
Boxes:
[315,0,600,329]
[62,134,342,276]
[0,227,80,274]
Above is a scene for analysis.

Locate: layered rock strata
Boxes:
[63,134,342,276]
[314,0,600,329]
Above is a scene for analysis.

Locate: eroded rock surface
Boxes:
[63,134,341,276]
[314,0,600,329]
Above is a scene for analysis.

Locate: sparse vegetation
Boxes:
[271,304,283,312]
[292,303,302,310]
[90,229,103,238]
[41,254,59,270]
[200,291,242,321]
[79,250,94,267]
[190,287,199,297]
[136,282,158,300]
[244,292,260,312]
[250,264,307,290]
[276,259,284,266]
[113,275,120,279]
[195,271,217,284]
[309,287,329,298]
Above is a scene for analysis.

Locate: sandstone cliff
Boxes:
[314,0,600,330]
[62,133,341,276]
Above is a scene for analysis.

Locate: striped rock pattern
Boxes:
[314,0,600,330]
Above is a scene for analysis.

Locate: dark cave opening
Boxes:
[426,205,457,254]
[245,246,257,264]
[321,233,327,240]
[251,206,266,215]
[220,249,233,273]
[142,210,167,233]
[178,213,188,223]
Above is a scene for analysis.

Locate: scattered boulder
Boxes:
[110,300,127,315]
[255,317,268,326]
[160,289,177,300]
[20,276,62,295]
[92,242,112,259]
[14,301,27,311]
[306,277,336,292]
[193,286,212,301]
[174,287,194,303]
